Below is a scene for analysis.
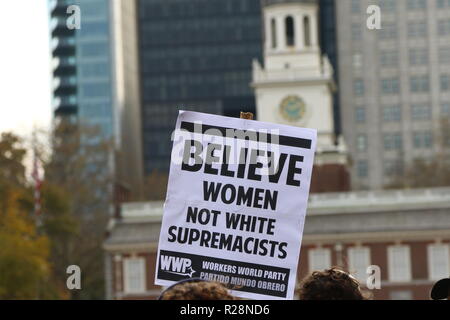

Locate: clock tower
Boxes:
[251,0,350,192]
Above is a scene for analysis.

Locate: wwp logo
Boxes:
[160,255,196,277]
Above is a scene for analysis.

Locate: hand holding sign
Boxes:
[155,111,317,300]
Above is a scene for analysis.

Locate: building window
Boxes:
[408,21,427,38]
[82,102,110,118]
[356,134,368,152]
[353,53,363,68]
[438,19,450,36]
[428,244,450,281]
[379,0,397,12]
[381,78,400,94]
[80,62,109,78]
[271,18,277,48]
[308,248,331,272]
[379,23,397,39]
[410,75,429,92]
[348,247,371,283]
[411,104,431,120]
[351,0,361,13]
[442,102,450,116]
[380,51,398,67]
[355,107,366,123]
[441,74,450,91]
[285,16,295,47]
[81,82,110,98]
[409,48,428,65]
[390,290,413,300]
[388,246,412,282]
[383,133,402,150]
[354,79,364,96]
[303,16,311,47]
[407,0,427,9]
[356,160,368,178]
[437,0,450,8]
[383,105,402,122]
[413,131,433,148]
[439,47,450,63]
[123,257,146,294]
[352,23,361,41]
[78,21,109,37]
[384,159,403,176]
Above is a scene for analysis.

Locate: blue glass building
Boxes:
[138,0,339,175]
[50,0,339,181]
[138,0,263,173]
[50,0,115,140]
[49,0,144,198]
[319,0,340,135]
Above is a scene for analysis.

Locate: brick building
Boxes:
[103,187,450,300]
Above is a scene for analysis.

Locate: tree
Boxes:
[0,132,26,188]
[43,119,113,299]
[0,132,54,299]
[0,189,50,299]
[39,183,78,299]
[0,124,114,299]
[143,170,168,201]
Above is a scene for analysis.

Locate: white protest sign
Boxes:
[155,111,317,300]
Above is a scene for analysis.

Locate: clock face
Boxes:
[279,95,306,122]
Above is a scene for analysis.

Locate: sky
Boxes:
[0,1,52,139]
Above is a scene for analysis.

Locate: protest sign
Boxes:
[155,111,317,300]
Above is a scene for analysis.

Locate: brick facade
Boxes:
[104,188,450,300]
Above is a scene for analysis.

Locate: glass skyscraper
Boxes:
[319,0,340,135]
[138,0,263,174]
[49,0,144,199]
[50,0,77,119]
[138,0,339,175]
[50,0,339,183]
[50,0,115,139]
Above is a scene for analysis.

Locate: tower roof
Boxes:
[262,0,317,7]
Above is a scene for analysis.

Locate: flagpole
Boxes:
[31,126,43,300]
[32,127,43,228]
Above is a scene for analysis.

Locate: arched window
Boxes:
[285,16,295,47]
[271,18,277,48]
[304,16,311,47]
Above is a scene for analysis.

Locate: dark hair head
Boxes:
[158,279,236,300]
[298,267,368,300]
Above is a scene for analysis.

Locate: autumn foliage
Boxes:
[0,133,52,299]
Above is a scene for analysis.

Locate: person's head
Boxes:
[298,267,368,300]
[430,278,450,300]
[158,279,236,300]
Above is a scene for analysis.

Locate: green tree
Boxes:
[0,132,26,188]
[43,120,113,299]
[0,190,50,299]
[0,132,54,299]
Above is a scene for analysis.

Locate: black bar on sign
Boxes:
[180,121,312,150]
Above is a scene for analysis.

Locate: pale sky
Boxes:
[0,1,52,139]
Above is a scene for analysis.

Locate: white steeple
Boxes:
[263,0,321,70]
[252,0,346,163]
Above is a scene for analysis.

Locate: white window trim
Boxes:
[308,248,331,272]
[427,244,450,281]
[123,257,146,294]
[388,245,412,283]
[348,247,371,283]
[389,290,413,300]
